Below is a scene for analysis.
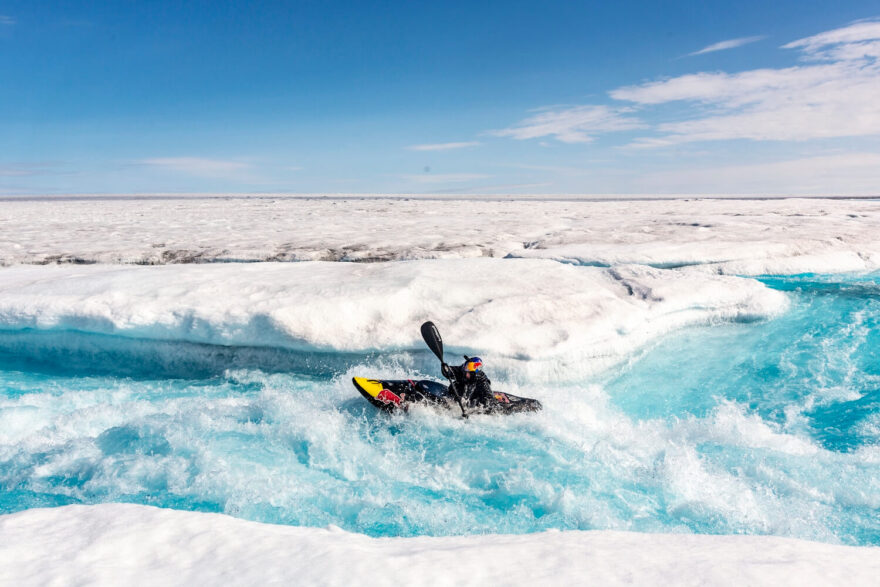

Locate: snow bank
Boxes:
[2,196,879,274]
[1,504,877,586]
[0,260,786,380]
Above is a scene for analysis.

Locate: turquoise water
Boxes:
[0,273,878,545]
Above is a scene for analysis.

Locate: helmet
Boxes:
[463,357,483,373]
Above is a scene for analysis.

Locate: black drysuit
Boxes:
[441,363,494,410]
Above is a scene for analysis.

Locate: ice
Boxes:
[1,196,879,274]
[2,194,879,583]
[0,259,787,381]
[0,504,877,586]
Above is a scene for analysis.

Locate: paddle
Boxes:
[420,321,468,418]
[420,321,445,364]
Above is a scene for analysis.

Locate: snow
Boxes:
[2,196,879,274]
[1,504,878,586]
[2,194,879,583]
[0,260,786,381]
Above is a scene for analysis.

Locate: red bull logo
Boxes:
[377,389,402,406]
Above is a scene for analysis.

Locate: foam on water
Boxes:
[0,274,878,545]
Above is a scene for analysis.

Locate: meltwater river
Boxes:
[0,273,877,545]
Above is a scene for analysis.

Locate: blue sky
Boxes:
[2,1,879,195]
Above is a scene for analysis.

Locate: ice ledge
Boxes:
[0,260,787,382]
[1,504,878,586]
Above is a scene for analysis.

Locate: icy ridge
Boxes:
[2,197,879,275]
[0,260,787,381]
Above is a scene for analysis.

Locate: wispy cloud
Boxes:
[688,35,765,56]
[0,166,35,177]
[0,15,15,26]
[400,173,491,184]
[501,163,593,175]
[493,20,880,152]
[472,182,553,192]
[140,157,252,178]
[612,20,880,146]
[782,19,880,58]
[407,141,481,151]
[0,162,66,177]
[492,105,644,143]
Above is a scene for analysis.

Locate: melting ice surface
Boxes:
[0,274,878,546]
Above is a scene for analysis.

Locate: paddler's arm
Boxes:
[442,364,469,419]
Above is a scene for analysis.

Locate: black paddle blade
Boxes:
[420,321,444,362]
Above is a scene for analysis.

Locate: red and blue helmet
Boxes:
[463,357,483,373]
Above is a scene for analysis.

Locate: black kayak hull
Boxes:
[352,377,542,415]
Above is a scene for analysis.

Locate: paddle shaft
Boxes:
[420,321,468,418]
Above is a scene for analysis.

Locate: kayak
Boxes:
[352,377,542,415]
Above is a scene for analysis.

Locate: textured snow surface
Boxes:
[2,195,878,583]
[1,504,878,587]
[0,260,786,380]
[2,196,879,274]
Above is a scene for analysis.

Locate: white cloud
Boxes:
[640,152,880,195]
[474,182,553,192]
[611,20,880,146]
[0,15,15,26]
[492,105,644,143]
[0,162,63,177]
[0,167,32,177]
[407,141,481,151]
[504,163,593,175]
[140,157,251,178]
[401,173,491,184]
[0,169,28,177]
[783,20,880,56]
[689,36,765,56]
[610,65,845,106]
[493,21,880,151]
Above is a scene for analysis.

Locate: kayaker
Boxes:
[441,356,495,411]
